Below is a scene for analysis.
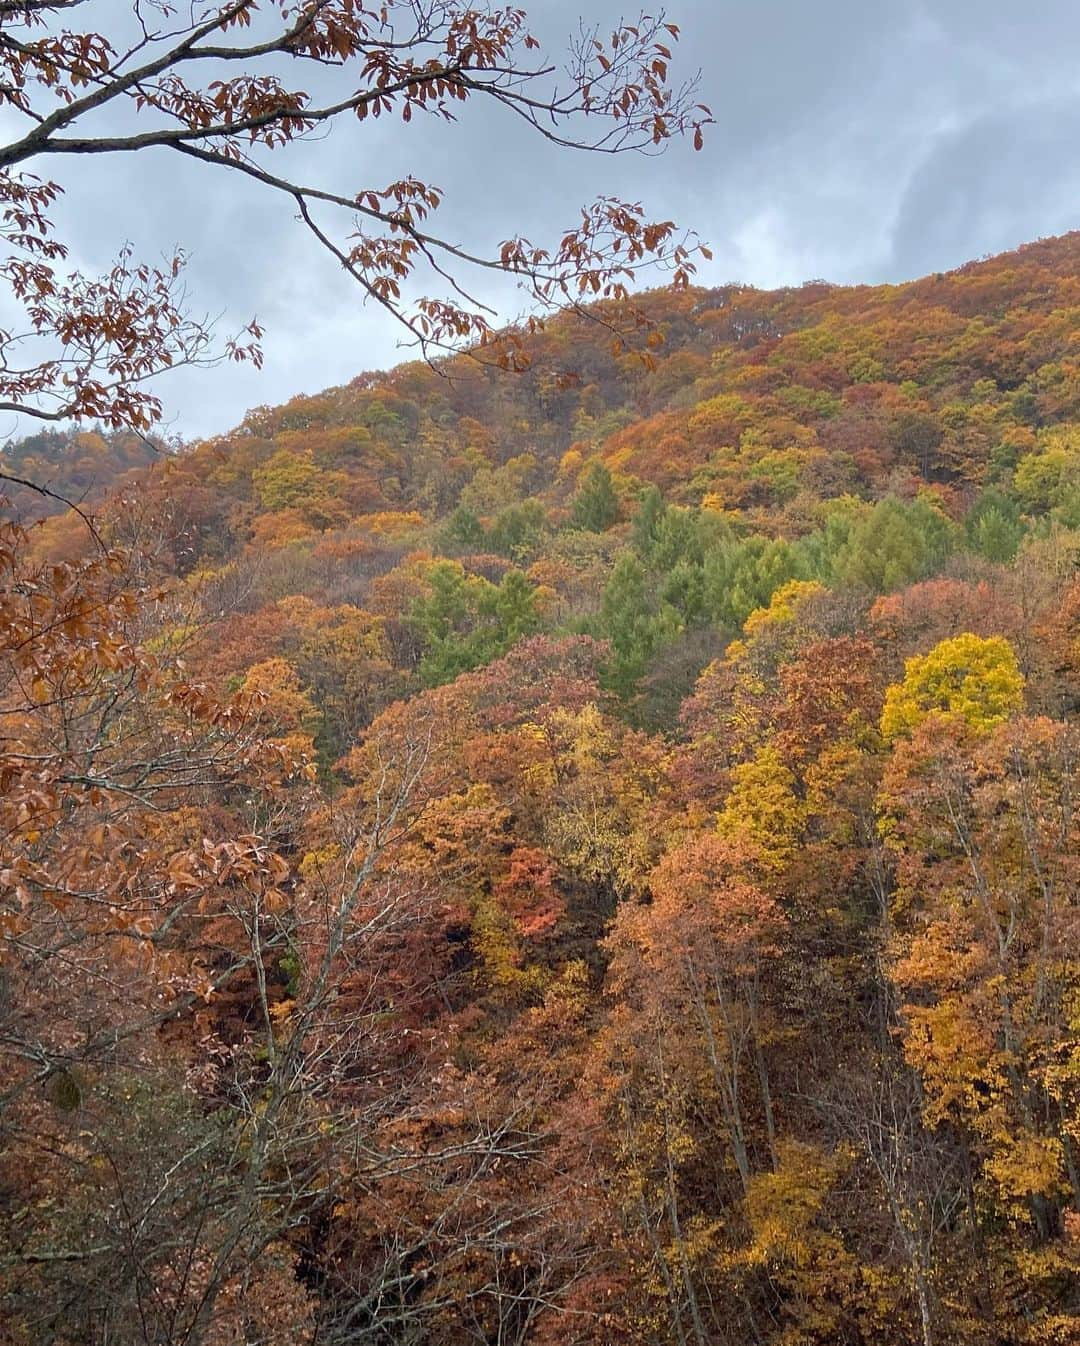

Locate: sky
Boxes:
[9,0,1080,441]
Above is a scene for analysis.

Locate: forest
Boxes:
[2,227,1079,1344]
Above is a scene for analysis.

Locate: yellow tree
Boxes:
[880,633,1025,741]
[879,714,1080,1337]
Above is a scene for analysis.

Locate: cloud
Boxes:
[13,1,1080,439]
[888,100,1080,277]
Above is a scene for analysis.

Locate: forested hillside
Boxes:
[2,233,1079,1345]
[0,426,165,522]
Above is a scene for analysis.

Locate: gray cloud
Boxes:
[17,1,1080,439]
[888,99,1080,277]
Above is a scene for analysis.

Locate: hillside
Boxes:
[0,426,166,522]
[69,232,1080,733]
[2,234,1078,1345]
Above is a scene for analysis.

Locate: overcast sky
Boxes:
[17,0,1080,441]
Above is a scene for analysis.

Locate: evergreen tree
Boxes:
[600,552,681,699]
[965,489,1024,563]
[440,504,487,552]
[631,484,666,557]
[704,536,808,630]
[410,561,540,687]
[493,568,541,645]
[572,462,620,532]
[488,500,547,561]
[835,495,955,593]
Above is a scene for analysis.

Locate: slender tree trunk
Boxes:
[661,1115,708,1346]
[750,1005,778,1172]
[656,1038,709,1346]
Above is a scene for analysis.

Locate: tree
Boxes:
[1013,430,1080,514]
[965,488,1024,563]
[878,714,1080,1328]
[0,514,569,1345]
[971,505,1024,564]
[0,520,328,1340]
[409,557,541,687]
[494,565,542,646]
[0,0,710,476]
[572,461,622,532]
[596,834,791,1343]
[599,550,681,699]
[631,482,667,555]
[252,447,322,512]
[488,499,548,562]
[703,534,808,630]
[880,633,1025,741]
[716,743,804,871]
[835,496,956,594]
[290,600,402,760]
[888,409,943,479]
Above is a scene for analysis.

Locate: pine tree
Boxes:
[572,462,621,532]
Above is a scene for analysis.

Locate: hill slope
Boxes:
[91,231,1080,732]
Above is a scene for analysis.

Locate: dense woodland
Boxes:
[2,231,1079,1344]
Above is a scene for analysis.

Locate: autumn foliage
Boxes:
[2,81,1080,1344]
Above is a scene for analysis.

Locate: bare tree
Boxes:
[830,1063,965,1346]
